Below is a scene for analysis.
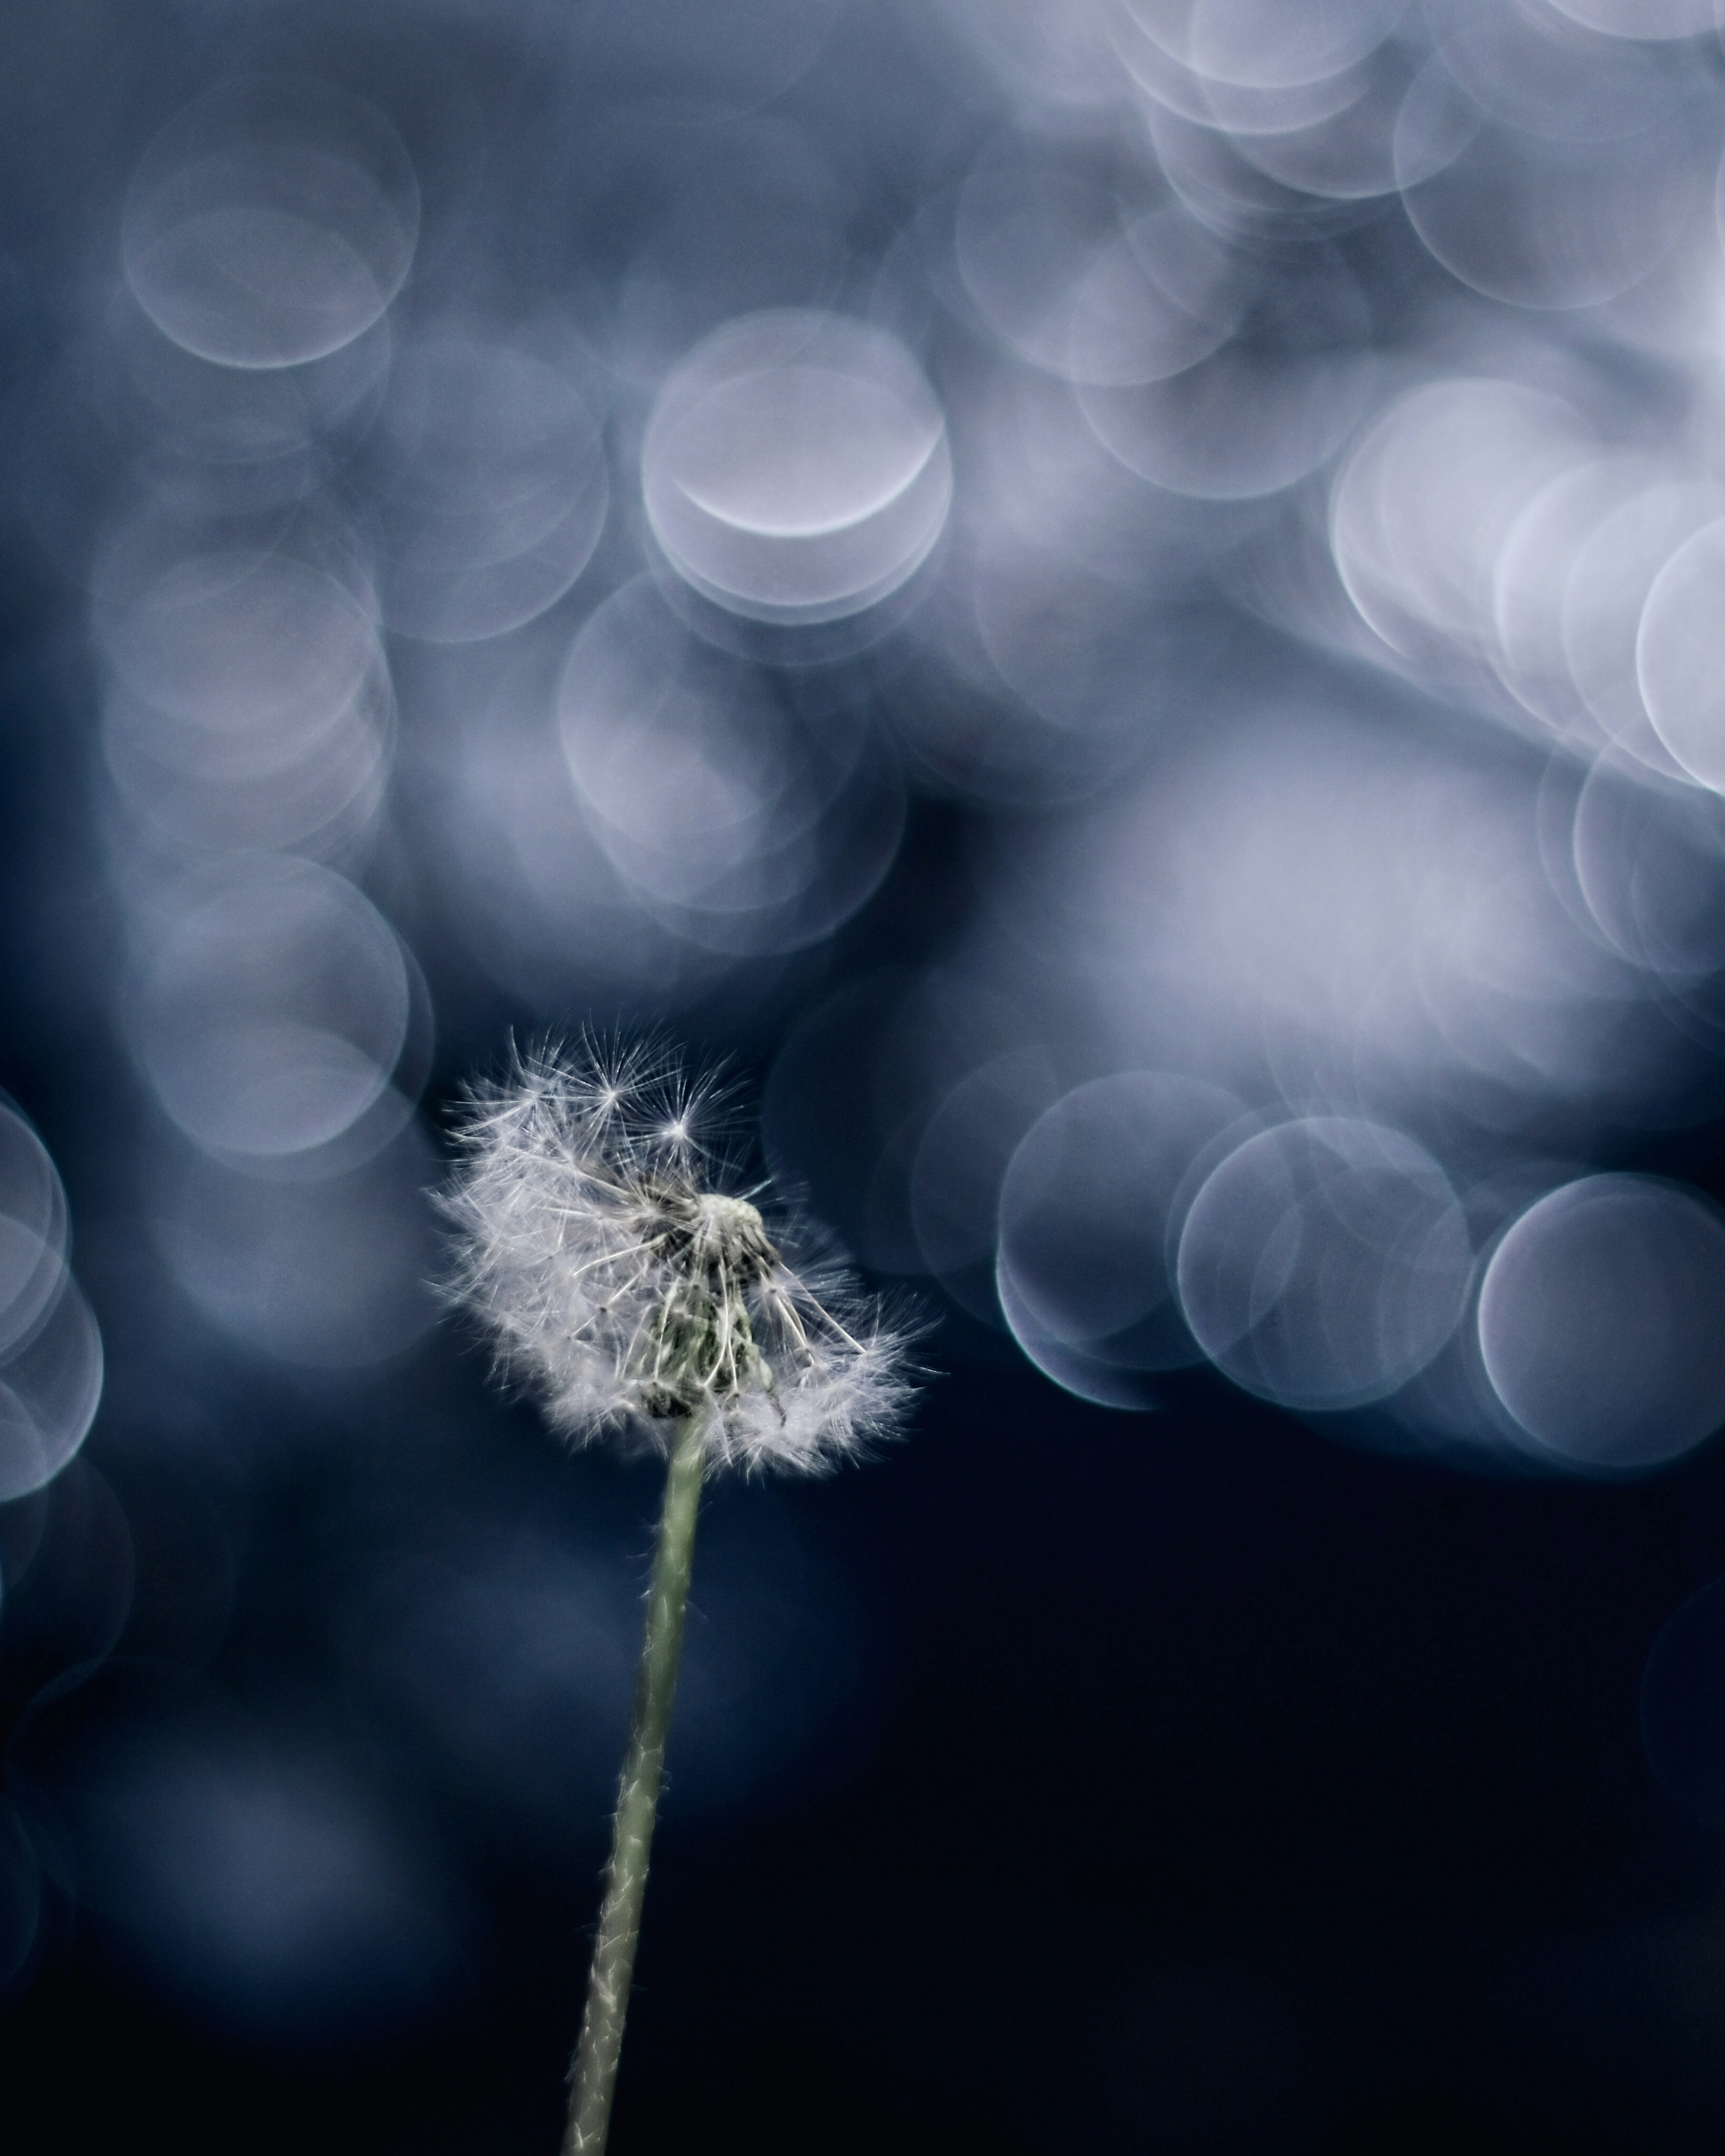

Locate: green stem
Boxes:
[564,1410,708,2156]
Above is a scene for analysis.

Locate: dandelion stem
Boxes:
[564,1409,707,2156]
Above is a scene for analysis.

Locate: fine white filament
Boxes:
[441,1039,915,1474]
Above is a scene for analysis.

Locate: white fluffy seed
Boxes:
[440,1038,918,1475]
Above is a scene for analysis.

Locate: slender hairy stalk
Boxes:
[444,1043,917,2146]
[564,1409,708,2156]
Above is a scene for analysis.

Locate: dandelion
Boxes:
[442,1037,917,2156]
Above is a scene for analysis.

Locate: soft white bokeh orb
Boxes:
[1478,1175,1725,1471]
[642,309,951,625]
[132,859,411,1163]
[153,1123,439,1369]
[557,577,903,951]
[371,337,608,644]
[0,1283,105,1506]
[1637,519,1725,792]
[998,1072,1247,1375]
[1177,1117,1471,1411]
[122,77,419,371]
[0,1106,69,1361]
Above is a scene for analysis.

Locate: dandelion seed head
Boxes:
[440,1037,918,1474]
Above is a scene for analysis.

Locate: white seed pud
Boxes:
[441,1041,916,1474]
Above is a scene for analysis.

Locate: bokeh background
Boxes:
[8,0,1725,2148]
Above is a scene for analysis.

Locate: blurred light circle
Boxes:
[133,859,411,1161]
[104,284,394,471]
[430,632,710,1003]
[0,1282,105,1506]
[909,1049,1059,1314]
[1637,519,1725,792]
[153,1124,439,1368]
[952,145,1203,383]
[955,148,1128,375]
[102,666,393,857]
[932,0,1126,113]
[642,309,952,625]
[998,1073,1248,1373]
[1228,38,1421,201]
[1490,456,1654,747]
[96,547,381,741]
[1394,53,1696,311]
[1010,698,1639,1118]
[371,337,609,644]
[1135,94,1360,236]
[995,1257,1163,1412]
[1062,212,1247,389]
[1180,0,1408,93]
[762,966,1043,1276]
[1427,3,1683,144]
[1641,1574,1725,1832]
[958,354,1226,593]
[558,578,903,952]
[1563,479,1725,779]
[1077,244,1374,501]
[121,76,419,370]
[1478,1175,1725,1471]
[89,489,379,610]
[0,1106,70,1360]
[1545,0,1718,40]
[1110,0,1373,133]
[1331,378,1586,668]
[1177,1118,1471,1411]
[1570,749,1725,983]
[97,545,394,855]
